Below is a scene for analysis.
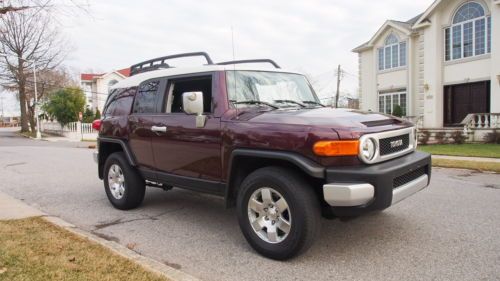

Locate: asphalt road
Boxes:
[1,127,500,281]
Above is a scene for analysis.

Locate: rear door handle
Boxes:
[151,126,167,133]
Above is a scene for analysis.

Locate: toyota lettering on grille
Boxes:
[390,139,404,148]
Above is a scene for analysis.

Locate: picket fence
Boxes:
[41,121,98,140]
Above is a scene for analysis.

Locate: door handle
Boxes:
[151,126,167,133]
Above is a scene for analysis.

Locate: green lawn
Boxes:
[418,144,500,158]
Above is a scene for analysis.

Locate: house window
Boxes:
[444,2,491,61]
[378,91,407,116]
[378,34,407,71]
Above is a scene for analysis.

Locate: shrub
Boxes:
[391,105,403,117]
[434,131,447,144]
[484,129,500,144]
[419,130,430,145]
[451,131,467,144]
[43,87,86,126]
[95,108,101,120]
[82,107,95,123]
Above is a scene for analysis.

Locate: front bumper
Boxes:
[323,151,431,217]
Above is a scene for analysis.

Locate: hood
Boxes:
[235,107,413,131]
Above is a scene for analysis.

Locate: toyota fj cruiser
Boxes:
[93,52,431,260]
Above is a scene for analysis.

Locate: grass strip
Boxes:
[432,158,500,173]
[0,217,168,281]
[419,144,500,158]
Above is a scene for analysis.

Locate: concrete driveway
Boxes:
[1,128,499,281]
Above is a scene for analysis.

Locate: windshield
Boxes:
[226,71,321,109]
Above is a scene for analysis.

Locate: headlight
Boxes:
[360,138,376,161]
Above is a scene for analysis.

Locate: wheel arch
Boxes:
[98,137,137,179]
[225,149,325,207]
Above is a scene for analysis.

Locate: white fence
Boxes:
[41,121,98,141]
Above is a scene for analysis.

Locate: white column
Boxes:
[491,3,500,113]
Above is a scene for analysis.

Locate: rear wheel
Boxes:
[236,167,321,260]
[103,152,145,210]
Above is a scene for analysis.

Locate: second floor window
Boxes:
[378,34,407,71]
[445,2,491,61]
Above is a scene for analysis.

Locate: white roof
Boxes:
[112,65,302,89]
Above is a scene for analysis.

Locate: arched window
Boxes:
[445,2,491,61]
[378,33,407,71]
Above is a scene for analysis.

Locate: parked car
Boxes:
[93,52,431,260]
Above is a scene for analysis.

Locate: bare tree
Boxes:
[0,4,68,132]
[0,0,90,15]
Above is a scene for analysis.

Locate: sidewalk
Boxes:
[432,155,500,163]
[0,191,200,281]
[0,192,45,220]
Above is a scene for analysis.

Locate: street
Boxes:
[1,128,499,281]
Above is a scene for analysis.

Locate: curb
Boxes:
[42,216,201,281]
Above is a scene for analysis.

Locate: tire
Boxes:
[103,152,145,210]
[236,166,321,260]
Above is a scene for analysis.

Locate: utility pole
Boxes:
[334,64,342,108]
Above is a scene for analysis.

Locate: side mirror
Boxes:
[182,91,206,128]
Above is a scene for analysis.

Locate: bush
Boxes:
[484,129,500,144]
[419,130,430,145]
[82,107,95,123]
[95,108,101,120]
[451,131,467,144]
[391,105,403,117]
[43,87,86,126]
[434,131,447,144]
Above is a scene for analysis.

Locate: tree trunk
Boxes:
[18,81,30,132]
[27,103,36,134]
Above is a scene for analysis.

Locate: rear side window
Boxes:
[103,88,135,117]
[133,80,160,114]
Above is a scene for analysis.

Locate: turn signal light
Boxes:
[313,140,359,156]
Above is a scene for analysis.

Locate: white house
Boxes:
[353,0,499,131]
[80,68,130,112]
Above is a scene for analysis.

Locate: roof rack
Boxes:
[217,59,281,69]
[130,52,214,76]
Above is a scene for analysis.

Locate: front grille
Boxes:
[393,167,426,188]
[379,134,410,156]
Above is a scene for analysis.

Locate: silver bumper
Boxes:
[93,151,98,163]
[323,174,429,207]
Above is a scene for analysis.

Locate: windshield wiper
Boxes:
[302,100,325,107]
[273,99,306,108]
[231,100,279,109]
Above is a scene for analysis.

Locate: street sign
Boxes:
[79,112,83,121]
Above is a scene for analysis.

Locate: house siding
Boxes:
[354,0,499,128]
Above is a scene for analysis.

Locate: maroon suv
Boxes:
[93,52,431,260]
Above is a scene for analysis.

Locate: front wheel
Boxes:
[103,152,145,210]
[236,167,321,260]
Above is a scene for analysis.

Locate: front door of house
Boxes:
[444,81,490,126]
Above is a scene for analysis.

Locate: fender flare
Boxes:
[98,137,137,166]
[225,149,325,204]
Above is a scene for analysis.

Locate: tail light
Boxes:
[92,119,102,131]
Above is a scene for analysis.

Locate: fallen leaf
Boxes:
[126,243,137,250]
[0,267,7,274]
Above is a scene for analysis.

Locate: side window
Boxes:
[113,94,134,116]
[133,80,160,114]
[103,88,135,117]
[103,89,119,117]
[164,76,212,113]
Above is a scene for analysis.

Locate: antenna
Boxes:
[231,26,239,119]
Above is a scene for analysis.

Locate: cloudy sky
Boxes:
[3,0,435,115]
